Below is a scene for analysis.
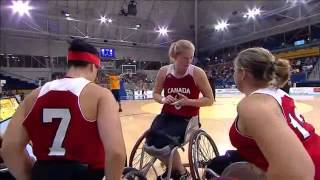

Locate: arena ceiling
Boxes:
[1,0,320,51]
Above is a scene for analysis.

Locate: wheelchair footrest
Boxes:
[143,144,171,158]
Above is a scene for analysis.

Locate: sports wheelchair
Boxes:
[127,118,220,180]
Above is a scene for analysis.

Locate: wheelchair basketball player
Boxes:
[146,40,214,180]
[207,48,320,180]
[2,39,126,180]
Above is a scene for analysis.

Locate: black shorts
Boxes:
[31,160,104,180]
[0,170,14,180]
[207,150,245,175]
[111,89,120,102]
[146,113,194,149]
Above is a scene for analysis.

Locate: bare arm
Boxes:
[186,67,214,107]
[97,89,126,180]
[239,95,314,180]
[153,66,166,103]
[2,90,39,180]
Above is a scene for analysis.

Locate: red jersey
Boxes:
[229,88,320,179]
[23,77,105,170]
[161,64,200,117]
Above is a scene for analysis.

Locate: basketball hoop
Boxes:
[125,69,133,79]
[122,65,136,76]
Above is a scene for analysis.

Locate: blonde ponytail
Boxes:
[273,58,290,88]
[234,47,290,88]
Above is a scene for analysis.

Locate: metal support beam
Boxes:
[0,27,168,49]
[73,25,86,37]
[122,31,138,41]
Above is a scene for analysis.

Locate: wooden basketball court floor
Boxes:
[120,95,320,164]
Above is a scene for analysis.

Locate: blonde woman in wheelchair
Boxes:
[206,48,320,180]
[146,40,214,180]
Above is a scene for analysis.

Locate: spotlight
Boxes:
[157,26,169,36]
[99,16,107,23]
[214,20,229,31]
[243,8,261,19]
[10,0,33,16]
[107,18,112,23]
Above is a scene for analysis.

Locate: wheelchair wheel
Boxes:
[188,130,219,180]
[128,130,164,178]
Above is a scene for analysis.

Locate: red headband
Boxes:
[67,51,101,68]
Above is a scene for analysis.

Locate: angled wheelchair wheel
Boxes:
[128,130,165,178]
[188,130,220,180]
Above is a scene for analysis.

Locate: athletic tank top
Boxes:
[109,75,120,90]
[229,87,317,171]
[161,64,200,117]
[23,77,105,170]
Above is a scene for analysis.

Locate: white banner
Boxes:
[216,88,241,95]
[290,87,320,95]
[134,90,153,99]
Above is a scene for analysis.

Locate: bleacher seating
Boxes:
[274,47,320,60]
[206,62,234,88]
[206,55,319,88]
[290,56,319,83]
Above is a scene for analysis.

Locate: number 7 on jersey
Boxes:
[43,108,71,156]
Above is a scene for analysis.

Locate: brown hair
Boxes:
[168,40,195,62]
[234,47,290,88]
